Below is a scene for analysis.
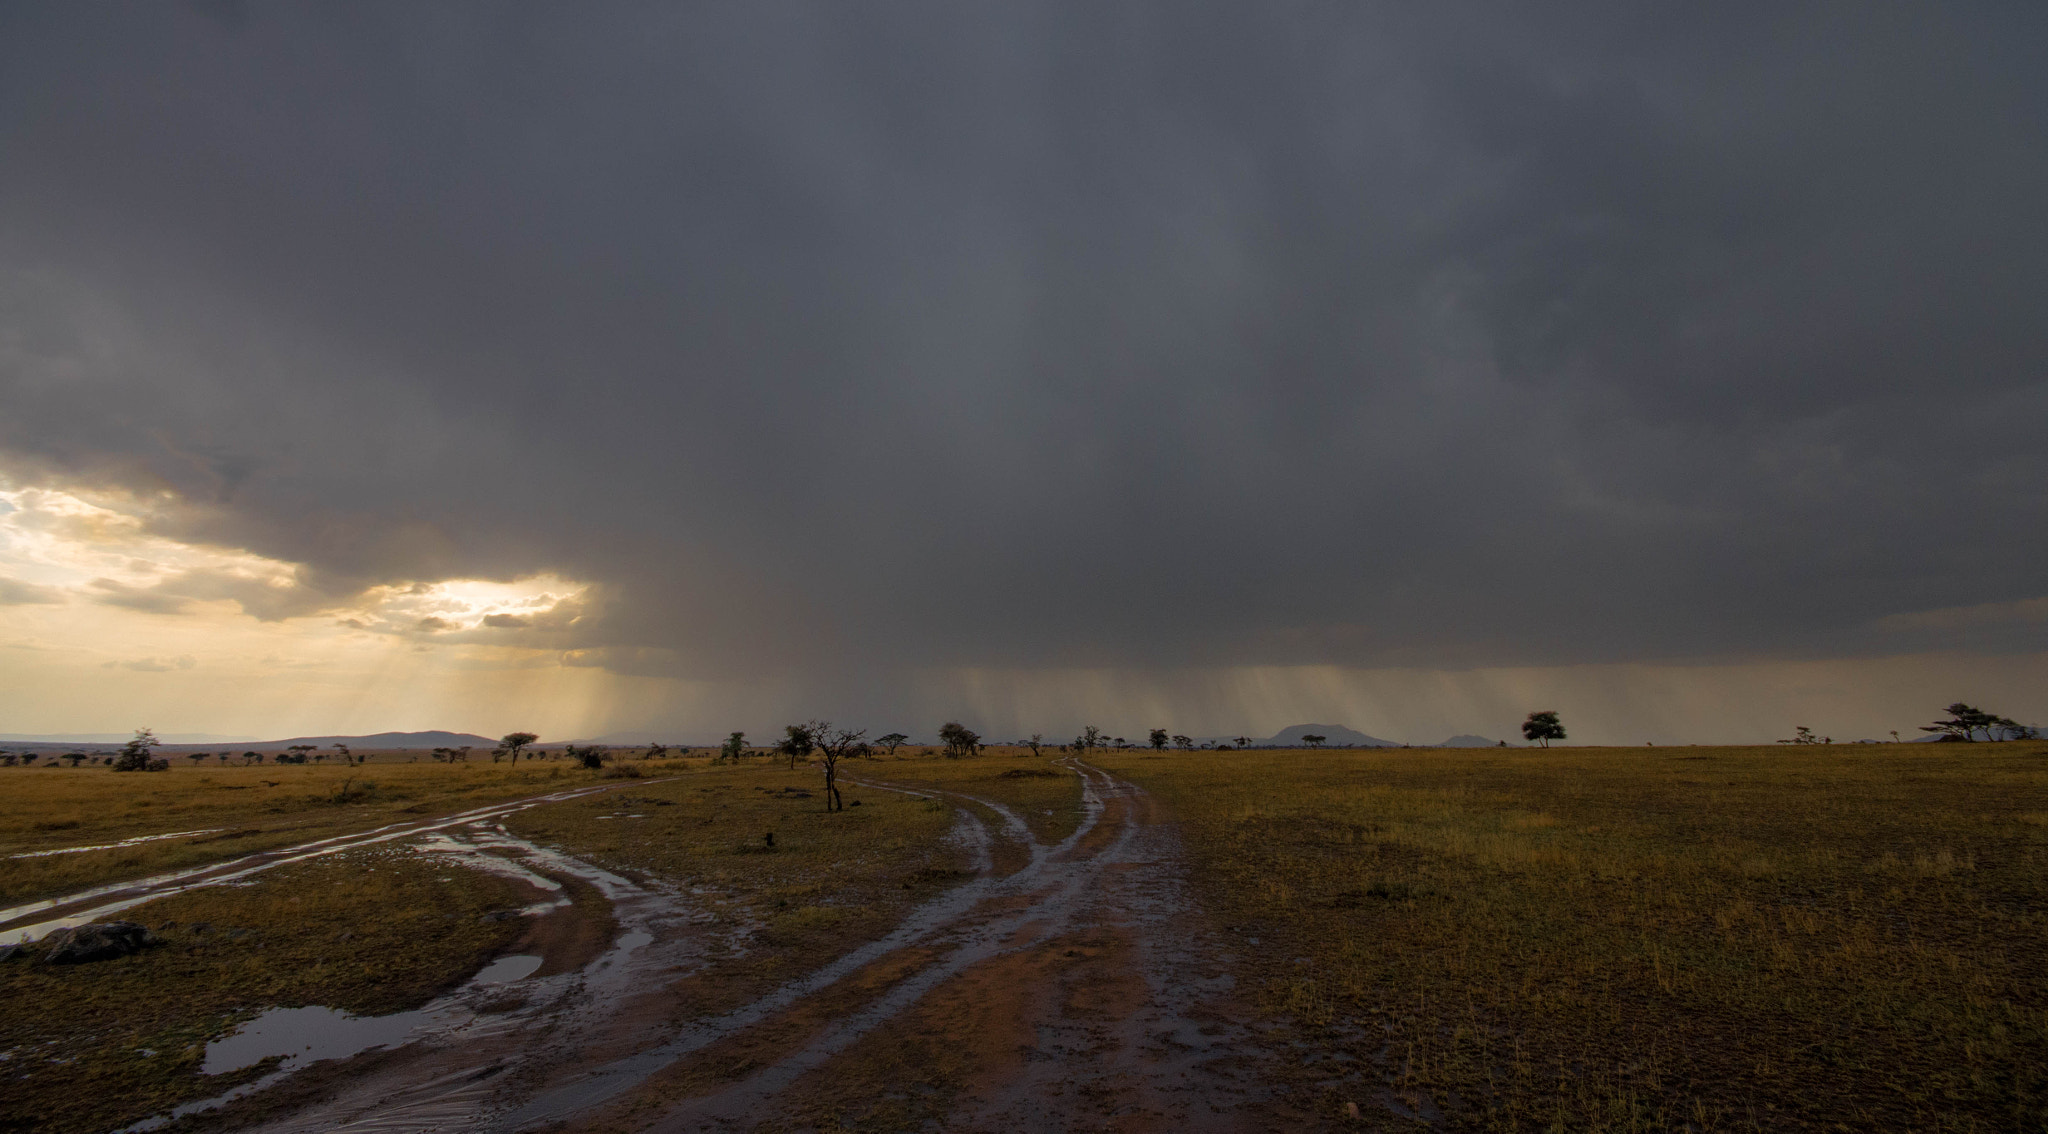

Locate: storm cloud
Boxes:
[2,3,2044,733]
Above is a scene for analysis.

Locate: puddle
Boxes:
[475,954,543,983]
[121,819,714,1133]
[204,1005,442,1075]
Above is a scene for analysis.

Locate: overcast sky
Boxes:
[2,2,2044,744]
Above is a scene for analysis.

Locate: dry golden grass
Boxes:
[1100,742,2048,1131]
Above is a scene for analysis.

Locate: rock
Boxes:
[40,921,161,964]
[0,944,25,963]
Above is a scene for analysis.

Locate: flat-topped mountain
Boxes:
[1262,723,1400,747]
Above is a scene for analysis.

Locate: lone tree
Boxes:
[1073,725,1105,755]
[721,731,747,762]
[779,722,818,769]
[1172,734,1194,751]
[1920,702,2026,742]
[1233,736,1252,750]
[938,721,981,758]
[1149,729,1170,751]
[810,723,868,812]
[874,732,909,756]
[112,728,162,772]
[1522,711,1566,748]
[1025,733,1045,758]
[1300,734,1326,749]
[497,731,538,765]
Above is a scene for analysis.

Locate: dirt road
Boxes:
[135,761,1296,1132]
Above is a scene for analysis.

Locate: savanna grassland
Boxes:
[1101,743,2048,1132]
[10,742,2040,1133]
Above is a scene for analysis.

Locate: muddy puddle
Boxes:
[162,818,725,1134]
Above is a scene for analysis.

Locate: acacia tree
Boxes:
[938,721,981,758]
[1025,733,1046,758]
[566,744,606,769]
[1920,703,2025,742]
[1073,725,1105,756]
[332,743,354,766]
[113,728,161,772]
[720,731,747,762]
[1149,729,1169,751]
[1172,734,1194,751]
[1233,736,1252,750]
[874,732,909,756]
[1522,711,1566,748]
[1300,734,1326,749]
[780,722,818,769]
[497,731,538,766]
[810,723,868,812]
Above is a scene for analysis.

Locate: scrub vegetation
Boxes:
[1100,741,2048,1132]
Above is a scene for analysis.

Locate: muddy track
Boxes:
[497,760,1280,1133]
[0,780,665,947]
[90,762,1284,1132]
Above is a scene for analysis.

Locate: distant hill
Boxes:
[0,732,257,745]
[187,730,500,751]
[1262,723,1400,748]
[1436,735,1504,747]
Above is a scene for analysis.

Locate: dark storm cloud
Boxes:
[2,2,2045,705]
